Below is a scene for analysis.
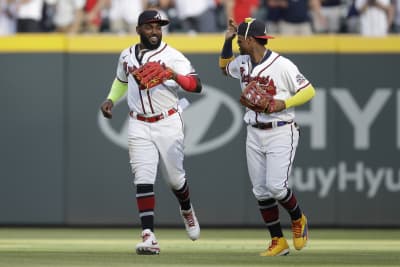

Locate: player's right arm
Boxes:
[100,50,129,119]
[100,78,128,119]
[219,18,237,75]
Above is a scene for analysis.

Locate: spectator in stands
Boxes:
[355,0,392,36]
[146,0,170,33]
[173,0,218,33]
[106,0,143,34]
[345,0,360,33]
[83,0,107,32]
[0,0,16,35]
[224,0,259,24]
[391,0,399,32]
[15,0,44,32]
[156,0,185,32]
[314,0,343,33]
[40,0,56,32]
[214,0,227,31]
[50,0,85,34]
[264,0,285,34]
[279,0,325,35]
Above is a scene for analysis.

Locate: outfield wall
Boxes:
[1,34,400,226]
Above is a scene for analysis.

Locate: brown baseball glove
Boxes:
[240,81,276,113]
[133,61,174,89]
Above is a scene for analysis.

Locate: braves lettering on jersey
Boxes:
[116,41,196,115]
[226,50,310,125]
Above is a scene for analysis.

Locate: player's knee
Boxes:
[267,184,288,201]
[252,186,272,200]
[168,176,186,191]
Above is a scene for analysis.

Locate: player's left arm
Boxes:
[285,84,316,108]
[272,84,316,112]
[170,71,202,93]
[270,59,316,113]
[166,54,202,93]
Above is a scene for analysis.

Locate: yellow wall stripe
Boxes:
[1,33,400,53]
[0,34,66,52]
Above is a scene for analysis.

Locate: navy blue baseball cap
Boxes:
[237,18,274,39]
[138,10,169,26]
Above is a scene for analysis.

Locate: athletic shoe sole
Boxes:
[136,247,160,255]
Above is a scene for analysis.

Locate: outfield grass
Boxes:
[0,228,399,267]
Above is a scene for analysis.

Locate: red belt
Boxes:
[129,108,177,123]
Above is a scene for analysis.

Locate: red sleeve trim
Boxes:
[176,74,200,92]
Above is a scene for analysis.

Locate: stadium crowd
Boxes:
[1,0,399,36]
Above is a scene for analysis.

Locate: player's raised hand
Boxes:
[101,99,114,119]
[225,18,237,41]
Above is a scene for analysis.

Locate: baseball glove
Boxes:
[240,81,275,113]
[133,61,174,89]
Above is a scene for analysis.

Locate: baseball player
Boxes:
[100,10,202,255]
[219,18,316,256]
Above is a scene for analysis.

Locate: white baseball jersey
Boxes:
[227,49,307,200]
[226,50,310,125]
[116,41,196,189]
[116,41,196,115]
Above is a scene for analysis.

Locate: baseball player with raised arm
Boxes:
[219,18,316,256]
[100,10,202,255]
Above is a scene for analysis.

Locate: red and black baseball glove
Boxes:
[133,61,174,89]
[240,81,276,113]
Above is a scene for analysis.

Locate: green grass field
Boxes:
[1,228,399,267]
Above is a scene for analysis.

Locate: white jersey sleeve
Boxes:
[226,55,249,79]
[280,57,310,94]
[157,45,196,88]
[166,47,194,76]
[115,47,130,83]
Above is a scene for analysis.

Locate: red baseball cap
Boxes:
[237,18,274,39]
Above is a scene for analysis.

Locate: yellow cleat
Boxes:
[260,237,289,256]
[292,214,309,250]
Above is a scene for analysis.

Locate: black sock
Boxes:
[279,189,302,221]
[172,180,191,211]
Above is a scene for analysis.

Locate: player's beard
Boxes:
[140,34,162,50]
